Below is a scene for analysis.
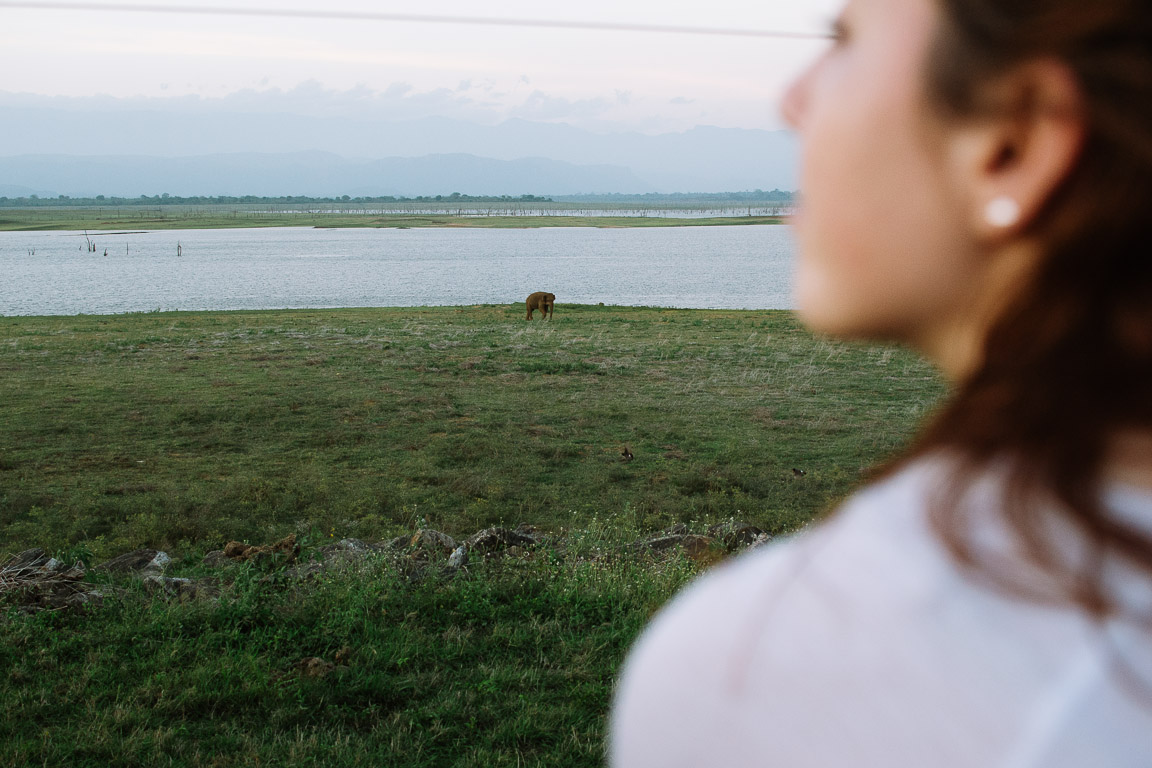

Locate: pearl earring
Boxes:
[985,196,1021,228]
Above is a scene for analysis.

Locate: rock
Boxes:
[221,535,299,564]
[385,535,412,551]
[465,527,539,557]
[317,538,381,562]
[409,529,457,557]
[267,535,300,558]
[274,537,389,581]
[146,552,172,572]
[223,541,249,559]
[680,535,725,566]
[1,553,77,577]
[2,549,52,572]
[98,549,171,574]
[447,544,469,568]
[0,554,101,613]
[281,562,325,581]
[679,535,714,557]
[142,574,218,601]
[2,549,84,579]
[55,563,87,580]
[201,550,230,568]
[747,532,774,551]
[642,535,687,552]
[706,521,766,551]
[631,532,724,565]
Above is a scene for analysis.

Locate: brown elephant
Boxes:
[526,292,555,320]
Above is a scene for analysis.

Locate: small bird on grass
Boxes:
[621,445,634,462]
[791,468,806,477]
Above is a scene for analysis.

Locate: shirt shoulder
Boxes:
[608,460,1147,768]
[610,463,959,765]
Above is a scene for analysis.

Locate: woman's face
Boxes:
[782,0,981,355]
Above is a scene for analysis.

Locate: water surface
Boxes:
[0,226,796,316]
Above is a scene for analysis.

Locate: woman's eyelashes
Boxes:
[829,17,849,44]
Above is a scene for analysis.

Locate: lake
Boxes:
[0,225,796,316]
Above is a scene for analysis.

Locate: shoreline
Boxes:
[0,304,793,321]
[0,212,788,232]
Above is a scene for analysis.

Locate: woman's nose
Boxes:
[780,63,815,130]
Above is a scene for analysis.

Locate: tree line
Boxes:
[0,192,555,207]
[552,190,796,204]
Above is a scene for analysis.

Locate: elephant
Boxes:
[526,292,555,320]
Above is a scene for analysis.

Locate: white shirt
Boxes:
[610,459,1152,767]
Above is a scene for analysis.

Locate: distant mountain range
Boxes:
[0,152,656,198]
[0,108,798,196]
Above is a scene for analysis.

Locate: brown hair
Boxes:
[901,0,1152,618]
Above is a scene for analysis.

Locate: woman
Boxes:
[610,0,1152,765]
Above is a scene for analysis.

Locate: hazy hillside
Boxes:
[0,152,653,198]
[0,106,797,194]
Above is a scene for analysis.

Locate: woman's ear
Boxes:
[946,58,1086,241]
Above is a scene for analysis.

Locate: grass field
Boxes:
[0,306,943,556]
[0,209,784,232]
[0,306,945,766]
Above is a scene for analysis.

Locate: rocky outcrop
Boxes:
[220,534,299,564]
[280,538,389,580]
[464,526,541,557]
[631,532,724,566]
[98,549,172,574]
[2,519,777,614]
[448,545,469,568]
[407,529,457,558]
[706,521,768,550]
[1,549,100,613]
[625,521,771,566]
[142,574,219,602]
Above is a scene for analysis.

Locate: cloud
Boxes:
[509,90,616,122]
[0,82,499,122]
[0,79,751,134]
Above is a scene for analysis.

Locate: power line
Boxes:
[0,1,830,40]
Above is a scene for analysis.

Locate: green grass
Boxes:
[0,549,695,767]
[0,305,946,766]
[0,209,784,231]
[0,306,944,557]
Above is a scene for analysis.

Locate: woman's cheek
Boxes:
[794,249,844,333]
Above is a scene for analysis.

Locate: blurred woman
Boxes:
[610,0,1152,765]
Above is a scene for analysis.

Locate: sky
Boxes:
[0,0,843,134]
